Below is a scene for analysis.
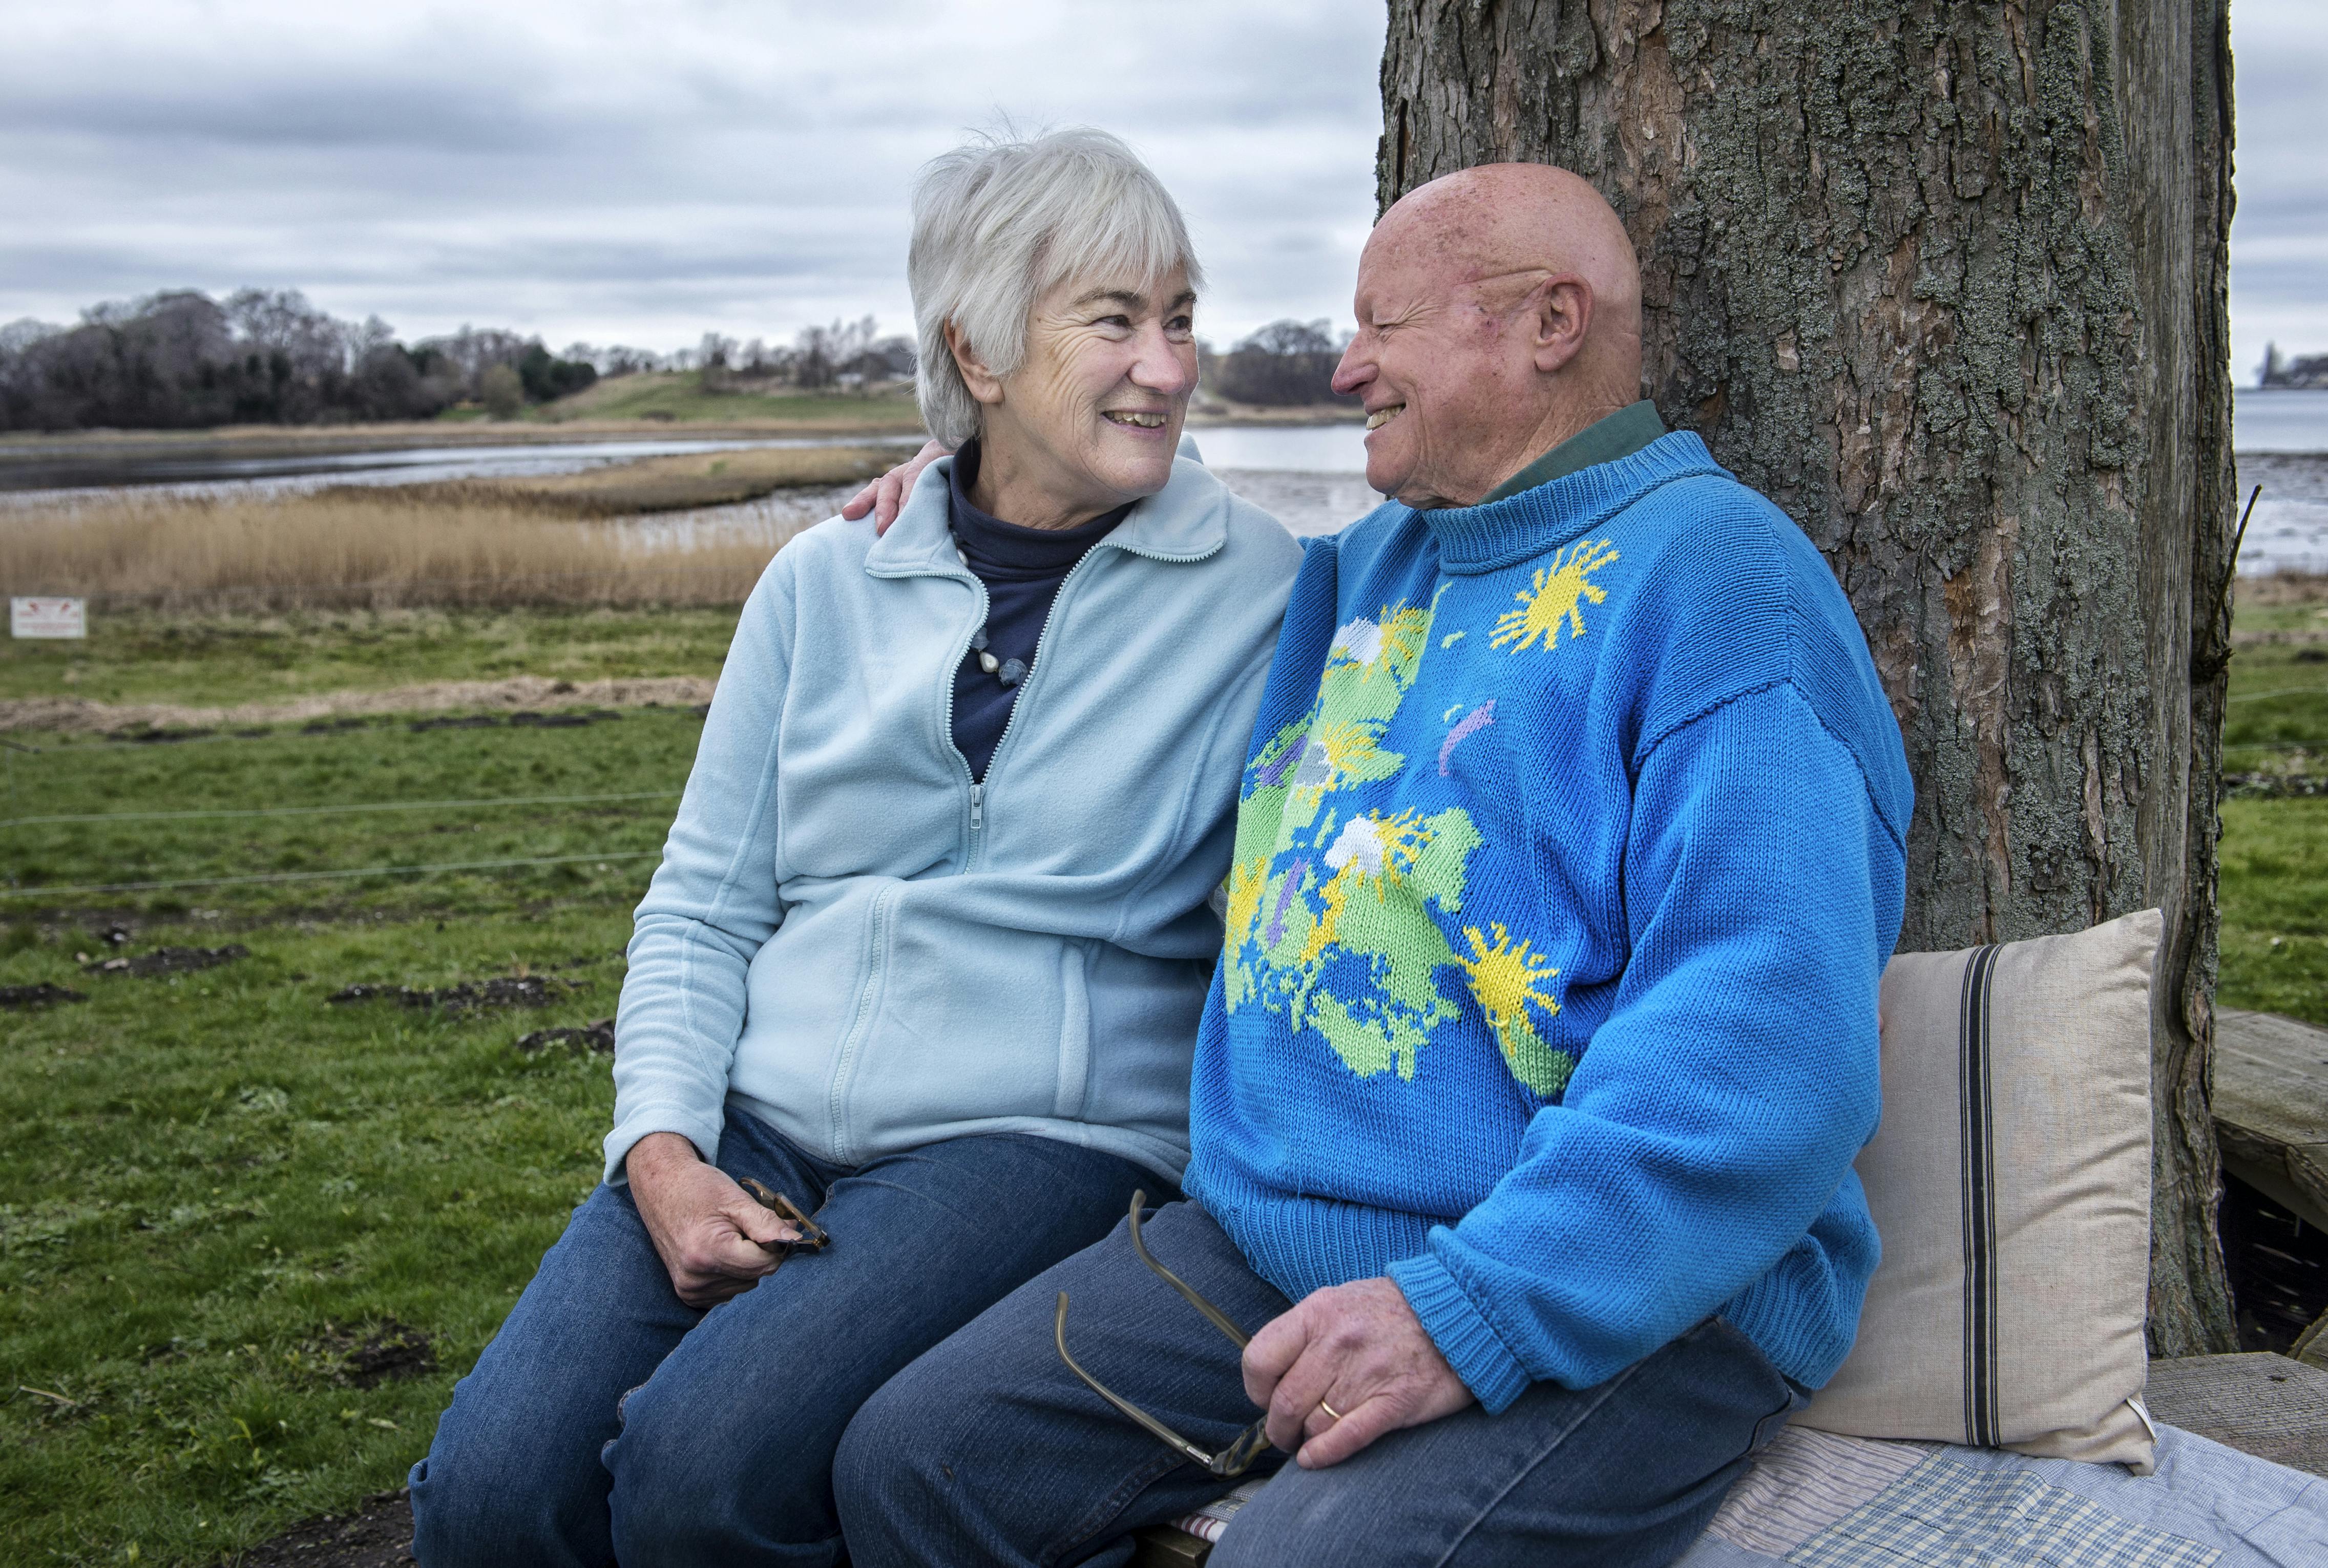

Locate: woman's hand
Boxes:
[624,1132,801,1308]
[1241,1277,1476,1469]
[840,439,951,534]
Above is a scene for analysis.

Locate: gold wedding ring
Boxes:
[1317,1400,1344,1422]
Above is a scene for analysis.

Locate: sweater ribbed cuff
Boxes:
[1390,1254,1530,1414]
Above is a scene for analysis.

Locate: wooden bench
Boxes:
[2215,1008,2328,1240]
[2147,1352,2328,1477]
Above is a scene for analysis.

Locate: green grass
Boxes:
[2217,596,2328,1027]
[0,593,2321,1561]
[518,373,927,430]
[1,607,737,711]
[2,709,701,918]
[1,705,704,1561]
[1,909,626,1565]
[2218,798,2328,1027]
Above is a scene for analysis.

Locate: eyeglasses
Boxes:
[739,1177,830,1265]
[1054,1190,1273,1477]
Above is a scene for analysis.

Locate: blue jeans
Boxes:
[408,1106,1151,1568]
[834,1200,1807,1568]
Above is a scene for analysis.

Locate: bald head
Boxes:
[1332,163,1646,509]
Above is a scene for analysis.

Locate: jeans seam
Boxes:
[1421,1336,1669,1568]
[1040,1449,1203,1568]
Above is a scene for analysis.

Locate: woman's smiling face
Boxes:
[956,264,1198,527]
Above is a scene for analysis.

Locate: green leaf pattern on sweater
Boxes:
[1224,588,1574,1093]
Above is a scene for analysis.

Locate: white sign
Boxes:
[10,597,86,639]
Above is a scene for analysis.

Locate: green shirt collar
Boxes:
[1477,400,1667,506]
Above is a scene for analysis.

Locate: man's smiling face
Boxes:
[1333,241,1547,511]
[1329,164,1646,513]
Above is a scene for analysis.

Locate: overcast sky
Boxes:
[0,0,2316,380]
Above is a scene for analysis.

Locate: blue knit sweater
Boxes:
[1181,432,1912,1411]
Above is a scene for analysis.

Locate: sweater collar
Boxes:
[867,447,1230,578]
[946,439,1131,574]
[1416,430,1728,575]
[1477,400,1668,505]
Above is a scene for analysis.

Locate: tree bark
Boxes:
[1380,0,2238,1353]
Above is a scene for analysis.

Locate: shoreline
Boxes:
[0,402,1364,466]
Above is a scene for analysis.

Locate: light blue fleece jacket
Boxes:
[606,451,1304,1184]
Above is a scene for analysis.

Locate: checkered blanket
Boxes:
[1677,1425,2327,1567]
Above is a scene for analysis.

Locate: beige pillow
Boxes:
[1799,908,2163,1471]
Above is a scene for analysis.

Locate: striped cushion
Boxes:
[1798,909,2164,1471]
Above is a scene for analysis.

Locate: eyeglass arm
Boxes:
[1126,1191,1250,1350]
[1054,1292,1217,1468]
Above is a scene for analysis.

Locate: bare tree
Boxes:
[794,314,880,391]
[1380,0,2239,1351]
[1214,319,1353,406]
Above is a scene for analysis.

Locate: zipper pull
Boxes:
[970,782,984,832]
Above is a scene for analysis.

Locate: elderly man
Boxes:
[832,164,1912,1568]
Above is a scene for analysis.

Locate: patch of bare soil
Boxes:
[217,1489,414,1568]
[329,974,577,1013]
[516,1016,615,1054]
[1,674,716,736]
[0,982,87,1009]
[303,1318,439,1388]
[82,943,248,978]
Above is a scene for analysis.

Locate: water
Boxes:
[12,410,2314,568]
[1187,423,1368,474]
[2235,390,2328,455]
[0,423,1385,538]
[0,433,927,502]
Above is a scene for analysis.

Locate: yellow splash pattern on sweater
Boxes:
[1490,538,1620,654]
[1458,924,1574,1095]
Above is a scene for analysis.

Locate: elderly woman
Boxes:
[407,129,1301,1567]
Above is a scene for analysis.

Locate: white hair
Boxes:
[909,127,1203,447]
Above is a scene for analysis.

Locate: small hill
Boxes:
[521,372,927,430]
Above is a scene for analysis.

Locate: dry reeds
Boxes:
[0,488,834,612]
[2238,571,2328,608]
[371,443,904,517]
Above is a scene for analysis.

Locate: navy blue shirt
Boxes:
[948,441,1130,780]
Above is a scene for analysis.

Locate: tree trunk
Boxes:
[1379,0,2238,1353]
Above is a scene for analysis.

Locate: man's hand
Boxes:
[839,439,950,534]
[1241,1277,1475,1469]
[624,1132,801,1308]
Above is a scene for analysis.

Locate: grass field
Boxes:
[0,578,2323,1563]
[0,607,737,712]
[2,691,698,1564]
[2218,578,2328,1027]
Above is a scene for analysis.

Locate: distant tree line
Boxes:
[690,316,918,394]
[0,290,1359,431]
[0,290,605,433]
[1200,319,1356,407]
[2258,343,2328,391]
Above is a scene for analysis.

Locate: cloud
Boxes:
[1,0,2313,380]
[0,0,1388,351]
[2229,0,2328,380]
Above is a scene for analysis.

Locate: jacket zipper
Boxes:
[966,546,1102,864]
